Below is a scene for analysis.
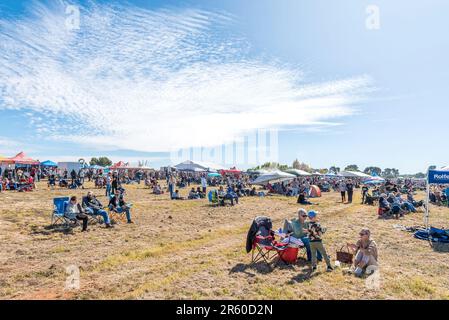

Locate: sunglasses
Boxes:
[360,233,368,236]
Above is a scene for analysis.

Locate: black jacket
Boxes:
[245,216,272,253]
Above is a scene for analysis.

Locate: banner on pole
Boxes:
[428,170,449,184]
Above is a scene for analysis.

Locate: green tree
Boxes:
[97,157,113,167]
[344,164,359,172]
[329,166,340,174]
[414,172,426,179]
[90,157,112,167]
[90,157,99,166]
[364,167,382,176]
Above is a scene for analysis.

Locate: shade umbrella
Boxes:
[207,172,222,178]
[251,170,296,185]
[285,169,312,176]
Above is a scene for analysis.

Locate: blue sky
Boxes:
[0,0,448,173]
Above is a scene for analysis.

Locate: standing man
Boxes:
[111,175,119,195]
[105,172,112,197]
[70,169,77,185]
[346,179,354,204]
[338,180,347,203]
[168,174,176,200]
[361,184,369,204]
[201,174,207,194]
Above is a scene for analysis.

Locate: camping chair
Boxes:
[51,197,80,228]
[82,197,103,225]
[208,190,219,207]
[108,195,128,223]
[251,233,278,267]
[51,197,69,225]
[251,234,300,267]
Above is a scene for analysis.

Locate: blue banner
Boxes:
[428,170,449,184]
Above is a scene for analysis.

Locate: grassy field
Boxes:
[1,181,449,300]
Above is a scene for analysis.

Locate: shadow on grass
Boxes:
[431,242,449,253]
[30,224,75,235]
[230,257,309,277]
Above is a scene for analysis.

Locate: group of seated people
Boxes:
[0,176,35,192]
[378,192,422,218]
[188,187,206,199]
[62,190,133,231]
[47,175,84,189]
[429,186,449,207]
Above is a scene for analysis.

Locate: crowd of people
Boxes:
[278,208,378,276]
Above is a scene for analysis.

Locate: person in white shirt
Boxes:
[201,175,207,194]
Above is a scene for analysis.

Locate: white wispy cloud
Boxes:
[0,1,372,153]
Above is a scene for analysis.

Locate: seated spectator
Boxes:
[347,228,378,277]
[109,190,134,223]
[196,187,205,198]
[153,184,163,195]
[378,194,391,216]
[171,189,184,200]
[282,208,322,263]
[297,191,312,205]
[188,188,200,199]
[249,187,257,196]
[48,174,56,189]
[82,191,113,228]
[225,185,239,206]
[64,196,88,232]
[217,186,226,205]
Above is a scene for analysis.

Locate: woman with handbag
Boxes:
[347,228,378,277]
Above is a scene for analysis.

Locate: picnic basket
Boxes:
[336,245,353,264]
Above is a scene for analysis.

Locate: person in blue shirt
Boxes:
[225,185,239,206]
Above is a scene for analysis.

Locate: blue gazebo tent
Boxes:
[41,160,58,167]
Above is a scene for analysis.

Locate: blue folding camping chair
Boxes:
[50,196,82,229]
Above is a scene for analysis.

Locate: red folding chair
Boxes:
[251,234,278,267]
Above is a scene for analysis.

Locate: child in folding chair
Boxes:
[307,211,333,272]
[65,196,89,232]
[109,190,134,223]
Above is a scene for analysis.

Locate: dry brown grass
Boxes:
[1,181,449,300]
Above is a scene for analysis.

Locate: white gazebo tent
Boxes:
[173,160,226,172]
[251,170,296,185]
[340,171,372,179]
[285,169,312,176]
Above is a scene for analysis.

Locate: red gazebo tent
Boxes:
[220,168,242,176]
[3,152,39,165]
[110,161,129,169]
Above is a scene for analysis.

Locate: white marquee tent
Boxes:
[251,170,296,185]
[173,160,227,172]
